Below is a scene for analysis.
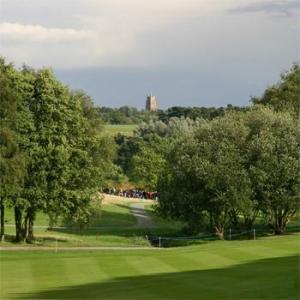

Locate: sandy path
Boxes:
[131,203,155,227]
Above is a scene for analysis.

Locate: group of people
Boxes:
[103,188,158,200]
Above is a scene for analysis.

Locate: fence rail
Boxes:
[148,228,277,247]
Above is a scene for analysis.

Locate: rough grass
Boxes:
[1,235,299,299]
[1,198,181,248]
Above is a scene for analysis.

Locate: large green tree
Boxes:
[18,69,110,240]
[158,107,300,236]
[0,62,24,240]
[158,116,252,238]
[0,60,34,241]
[0,60,115,242]
[245,108,300,234]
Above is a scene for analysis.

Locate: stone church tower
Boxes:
[145,95,158,112]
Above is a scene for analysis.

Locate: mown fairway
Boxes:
[1,235,299,299]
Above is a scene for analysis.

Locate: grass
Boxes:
[103,124,137,136]
[3,200,136,228]
[2,198,183,248]
[2,200,299,248]
[1,235,299,299]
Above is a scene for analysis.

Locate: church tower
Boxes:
[145,94,158,112]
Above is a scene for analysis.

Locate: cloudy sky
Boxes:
[1,0,299,108]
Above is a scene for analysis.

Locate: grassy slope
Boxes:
[103,124,137,136]
[4,202,136,228]
[2,200,182,248]
[1,235,299,299]
[2,202,142,247]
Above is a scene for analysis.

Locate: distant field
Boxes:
[104,124,138,136]
[1,235,299,299]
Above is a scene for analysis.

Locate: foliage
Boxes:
[245,108,300,234]
[252,63,300,117]
[131,143,166,190]
[0,59,114,242]
[98,105,247,125]
[98,106,156,124]
[0,59,29,240]
[157,107,300,236]
[129,117,199,189]
[157,105,246,122]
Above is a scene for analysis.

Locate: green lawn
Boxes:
[1,235,299,299]
[2,201,182,248]
[2,203,142,247]
[4,202,136,228]
[103,124,137,136]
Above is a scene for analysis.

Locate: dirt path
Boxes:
[130,203,155,227]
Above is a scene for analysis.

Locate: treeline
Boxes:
[0,59,115,242]
[157,105,246,122]
[100,64,299,125]
[98,106,151,124]
[98,104,246,125]
[128,64,300,237]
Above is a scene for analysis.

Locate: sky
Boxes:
[0,0,299,108]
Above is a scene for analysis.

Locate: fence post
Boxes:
[229,228,232,241]
[158,237,161,248]
[253,229,256,240]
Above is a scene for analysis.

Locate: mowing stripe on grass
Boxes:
[1,235,299,300]
[125,256,178,275]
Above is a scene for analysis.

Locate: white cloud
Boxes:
[0,21,137,68]
[0,22,97,42]
[0,0,299,69]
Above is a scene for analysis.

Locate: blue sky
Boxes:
[1,0,299,108]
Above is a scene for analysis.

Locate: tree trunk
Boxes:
[244,217,255,232]
[26,209,35,242]
[274,218,284,235]
[14,206,24,242]
[214,226,224,240]
[274,210,286,235]
[229,209,239,229]
[0,202,5,241]
[23,215,29,240]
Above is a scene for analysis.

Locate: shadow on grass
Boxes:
[15,255,299,300]
[50,226,182,241]
[49,206,183,239]
[47,210,138,237]
[64,209,137,228]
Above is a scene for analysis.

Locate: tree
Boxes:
[158,116,252,238]
[0,61,26,241]
[1,66,115,242]
[246,108,300,234]
[131,143,166,190]
[252,63,300,117]
[0,59,35,241]
[158,106,300,237]
[130,117,199,189]
[20,69,114,240]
